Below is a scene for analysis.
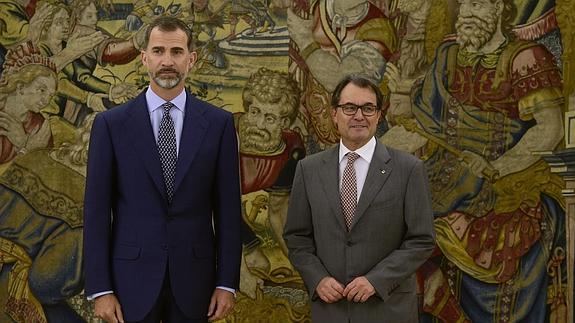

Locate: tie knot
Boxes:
[161,102,174,113]
[346,152,360,164]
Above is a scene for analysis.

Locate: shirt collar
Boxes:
[146,87,186,114]
[338,136,376,164]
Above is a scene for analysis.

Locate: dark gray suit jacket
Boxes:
[284,141,435,323]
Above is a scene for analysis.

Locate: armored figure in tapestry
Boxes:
[383,0,568,321]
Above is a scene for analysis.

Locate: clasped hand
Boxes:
[316,276,375,303]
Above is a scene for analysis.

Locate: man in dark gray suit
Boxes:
[284,75,435,323]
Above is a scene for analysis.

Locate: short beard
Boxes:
[238,117,282,154]
[150,69,184,89]
[455,13,498,52]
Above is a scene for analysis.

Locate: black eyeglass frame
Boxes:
[335,103,381,116]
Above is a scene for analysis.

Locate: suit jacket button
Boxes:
[161,244,168,250]
[346,240,352,247]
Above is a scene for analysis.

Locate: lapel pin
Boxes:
[381,169,386,174]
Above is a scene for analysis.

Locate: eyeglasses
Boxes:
[336,103,380,116]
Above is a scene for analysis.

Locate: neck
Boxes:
[479,28,506,54]
[150,83,185,101]
[47,38,63,54]
[342,138,371,151]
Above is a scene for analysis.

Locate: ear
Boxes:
[141,50,147,67]
[280,117,291,129]
[189,51,198,67]
[377,109,386,124]
[330,107,337,121]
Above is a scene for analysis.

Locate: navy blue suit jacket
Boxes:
[83,90,242,321]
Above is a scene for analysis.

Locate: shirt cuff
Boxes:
[87,290,114,301]
[216,286,236,296]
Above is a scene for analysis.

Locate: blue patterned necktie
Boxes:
[157,102,177,203]
[340,152,359,230]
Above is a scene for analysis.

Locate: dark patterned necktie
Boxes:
[340,152,359,230]
[157,102,177,203]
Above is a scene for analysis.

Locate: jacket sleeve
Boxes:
[364,159,436,301]
[283,161,330,298]
[83,113,116,295]
[213,113,242,289]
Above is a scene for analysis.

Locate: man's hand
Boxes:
[343,276,375,303]
[460,150,494,178]
[87,92,108,112]
[207,289,235,321]
[109,83,140,104]
[94,294,124,323]
[0,111,27,149]
[315,277,345,303]
[26,120,51,151]
[52,32,107,70]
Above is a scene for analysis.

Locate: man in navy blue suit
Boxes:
[83,17,242,323]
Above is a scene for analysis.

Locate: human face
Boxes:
[49,8,70,41]
[239,97,288,154]
[456,0,499,51]
[19,75,57,112]
[141,27,197,98]
[331,83,381,151]
[79,3,98,27]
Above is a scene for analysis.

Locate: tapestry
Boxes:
[0,0,573,322]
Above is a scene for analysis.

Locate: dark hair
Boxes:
[143,17,194,51]
[330,75,384,110]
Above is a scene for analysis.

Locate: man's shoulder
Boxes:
[98,94,141,120]
[508,40,557,73]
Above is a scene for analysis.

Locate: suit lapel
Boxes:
[173,93,208,194]
[350,142,393,230]
[125,92,166,200]
[319,145,348,232]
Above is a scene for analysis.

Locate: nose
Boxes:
[352,108,366,120]
[161,56,174,66]
[256,114,266,128]
[159,52,175,66]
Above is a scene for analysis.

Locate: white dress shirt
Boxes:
[338,137,377,202]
